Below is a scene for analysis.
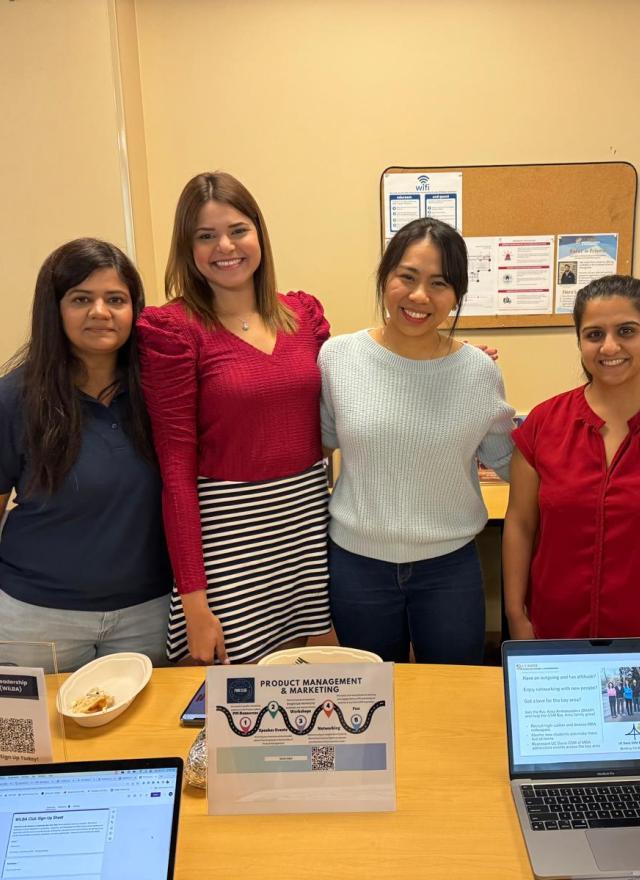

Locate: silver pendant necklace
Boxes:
[241,320,249,332]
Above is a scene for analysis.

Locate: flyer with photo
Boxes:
[555,233,618,314]
[206,662,396,814]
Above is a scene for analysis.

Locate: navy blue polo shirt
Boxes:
[0,369,173,611]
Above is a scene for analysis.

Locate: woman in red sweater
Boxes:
[504,275,640,639]
[137,172,331,664]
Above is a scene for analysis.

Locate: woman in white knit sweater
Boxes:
[319,218,514,664]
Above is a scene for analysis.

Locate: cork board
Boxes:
[380,162,637,328]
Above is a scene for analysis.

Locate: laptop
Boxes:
[503,638,640,879]
[0,757,182,880]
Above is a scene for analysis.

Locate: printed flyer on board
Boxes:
[382,171,463,245]
[457,236,499,316]
[206,662,396,814]
[555,233,618,314]
[495,236,554,314]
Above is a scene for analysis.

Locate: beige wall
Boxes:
[113,0,158,297]
[132,0,640,412]
[4,0,636,632]
[2,0,640,414]
[0,0,129,362]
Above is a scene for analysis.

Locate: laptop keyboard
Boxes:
[522,783,640,831]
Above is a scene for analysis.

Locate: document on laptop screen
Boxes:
[0,767,178,880]
[506,652,640,773]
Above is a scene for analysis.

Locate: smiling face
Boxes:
[192,199,261,299]
[381,237,458,351]
[578,295,640,388]
[59,267,133,361]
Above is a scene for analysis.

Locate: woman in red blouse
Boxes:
[137,172,332,664]
[504,275,640,640]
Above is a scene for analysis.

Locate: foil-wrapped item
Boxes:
[185,728,207,789]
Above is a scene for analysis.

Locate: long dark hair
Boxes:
[165,171,297,332]
[376,218,468,335]
[4,238,155,494]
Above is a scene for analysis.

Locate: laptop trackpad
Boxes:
[587,830,640,871]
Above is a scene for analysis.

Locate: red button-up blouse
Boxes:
[513,386,640,639]
[137,292,330,595]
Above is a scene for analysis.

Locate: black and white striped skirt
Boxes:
[166,461,331,664]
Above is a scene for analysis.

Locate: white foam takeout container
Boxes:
[257,645,382,665]
[56,652,152,728]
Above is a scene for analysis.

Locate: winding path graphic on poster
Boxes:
[216,700,386,737]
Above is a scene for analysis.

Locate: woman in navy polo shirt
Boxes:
[0,239,172,672]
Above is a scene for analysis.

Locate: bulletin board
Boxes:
[380,162,637,328]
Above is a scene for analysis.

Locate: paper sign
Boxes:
[383,171,463,245]
[0,667,53,765]
[495,235,554,314]
[206,662,396,814]
[555,233,618,314]
[457,236,499,316]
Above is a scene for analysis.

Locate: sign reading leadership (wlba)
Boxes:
[0,666,53,765]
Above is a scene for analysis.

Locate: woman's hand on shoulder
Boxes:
[464,341,498,361]
[181,591,229,664]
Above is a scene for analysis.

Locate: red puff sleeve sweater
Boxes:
[137,292,330,596]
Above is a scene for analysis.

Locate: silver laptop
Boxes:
[503,639,640,879]
[0,757,182,879]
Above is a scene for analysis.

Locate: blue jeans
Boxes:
[329,539,485,664]
[0,590,171,672]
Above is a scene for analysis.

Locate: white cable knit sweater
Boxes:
[319,331,514,563]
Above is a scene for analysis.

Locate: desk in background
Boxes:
[481,481,509,523]
[480,481,510,650]
[51,666,530,879]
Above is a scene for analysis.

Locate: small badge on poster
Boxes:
[206,662,396,814]
[0,667,53,765]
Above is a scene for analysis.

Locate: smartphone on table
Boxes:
[180,681,206,727]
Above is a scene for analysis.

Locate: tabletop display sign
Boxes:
[206,662,396,815]
[0,666,53,765]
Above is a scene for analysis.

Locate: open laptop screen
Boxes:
[0,758,181,880]
[503,640,640,778]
